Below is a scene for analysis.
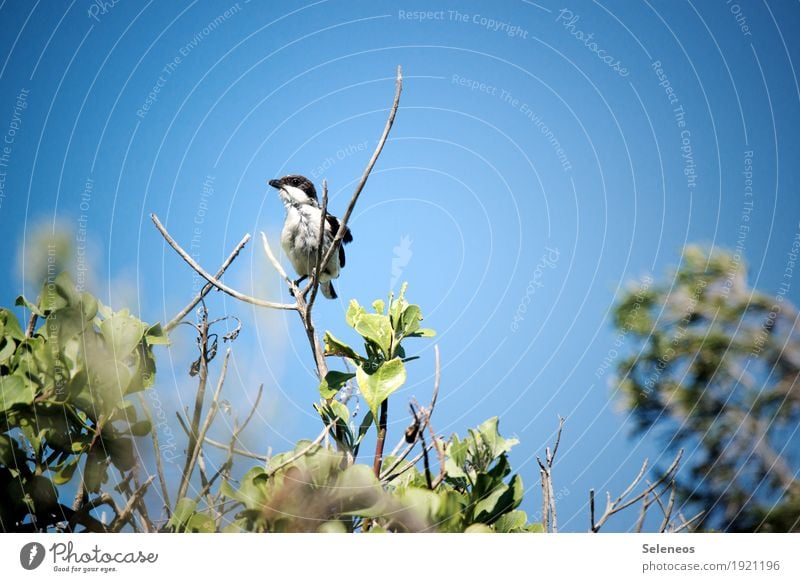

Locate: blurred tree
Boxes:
[613,245,800,532]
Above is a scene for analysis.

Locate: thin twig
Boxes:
[164,234,251,332]
[418,430,433,489]
[238,384,264,433]
[199,384,265,463]
[111,476,155,532]
[380,441,416,480]
[136,393,172,514]
[316,66,403,284]
[673,511,704,533]
[25,310,38,338]
[538,416,565,532]
[178,347,231,501]
[177,307,211,502]
[69,494,119,532]
[259,231,293,287]
[151,213,296,311]
[202,436,269,462]
[380,442,436,482]
[635,492,650,533]
[591,450,684,532]
[659,481,677,533]
[430,345,441,414]
[306,179,328,313]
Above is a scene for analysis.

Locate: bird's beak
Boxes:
[268,179,282,189]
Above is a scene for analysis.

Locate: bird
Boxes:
[269,174,353,299]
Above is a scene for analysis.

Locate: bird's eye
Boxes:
[291,178,300,186]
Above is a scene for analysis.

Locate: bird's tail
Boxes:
[321,280,337,299]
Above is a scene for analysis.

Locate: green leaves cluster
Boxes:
[613,245,800,531]
[388,417,541,532]
[0,273,165,531]
[319,284,434,448]
[212,416,540,532]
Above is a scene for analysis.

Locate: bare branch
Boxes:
[111,476,155,533]
[306,179,329,313]
[538,416,565,532]
[69,493,121,532]
[381,442,436,482]
[151,213,296,311]
[635,492,650,533]
[202,436,269,462]
[136,393,172,514]
[165,234,251,331]
[659,481,677,533]
[317,66,403,280]
[178,347,231,501]
[673,510,704,533]
[259,231,293,287]
[591,450,684,532]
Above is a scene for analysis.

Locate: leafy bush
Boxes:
[0,273,165,531]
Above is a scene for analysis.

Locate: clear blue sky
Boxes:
[1,0,798,531]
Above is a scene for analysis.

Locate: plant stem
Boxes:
[372,399,389,477]
[177,310,210,501]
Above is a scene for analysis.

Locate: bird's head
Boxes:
[269,175,318,207]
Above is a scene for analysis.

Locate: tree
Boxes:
[613,245,800,531]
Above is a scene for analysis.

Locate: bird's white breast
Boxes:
[281,205,340,280]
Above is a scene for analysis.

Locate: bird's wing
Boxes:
[326,215,353,243]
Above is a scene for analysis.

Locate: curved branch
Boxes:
[306,179,329,313]
[165,233,251,331]
[151,213,297,311]
[316,66,403,283]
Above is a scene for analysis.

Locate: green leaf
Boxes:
[355,410,375,446]
[53,457,80,485]
[0,308,25,340]
[15,295,44,317]
[357,358,406,418]
[0,433,24,467]
[169,497,199,531]
[464,523,494,533]
[78,292,99,321]
[100,311,146,357]
[129,420,152,437]
[408,328,436,338]
[493,510,529,532]
[107,437,136,471]
[389,282,409,323]
[372,299,385,315]
[145,323,170,345]
[345,299,367,328]
[186,513,216,533]
[0,374,35,411]
[38,272,81,313]
[323,331,362,361]
[319,371,355,400]
[398,304,421,336]
[83,447,109,493]
[0,337,17,365]
[474,474,524,524]
[475,417,519,459]
[353,313,393,355]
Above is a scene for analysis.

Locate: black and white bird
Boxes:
[269,175,353,299]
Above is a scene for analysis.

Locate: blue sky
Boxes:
[1,0,799,531]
